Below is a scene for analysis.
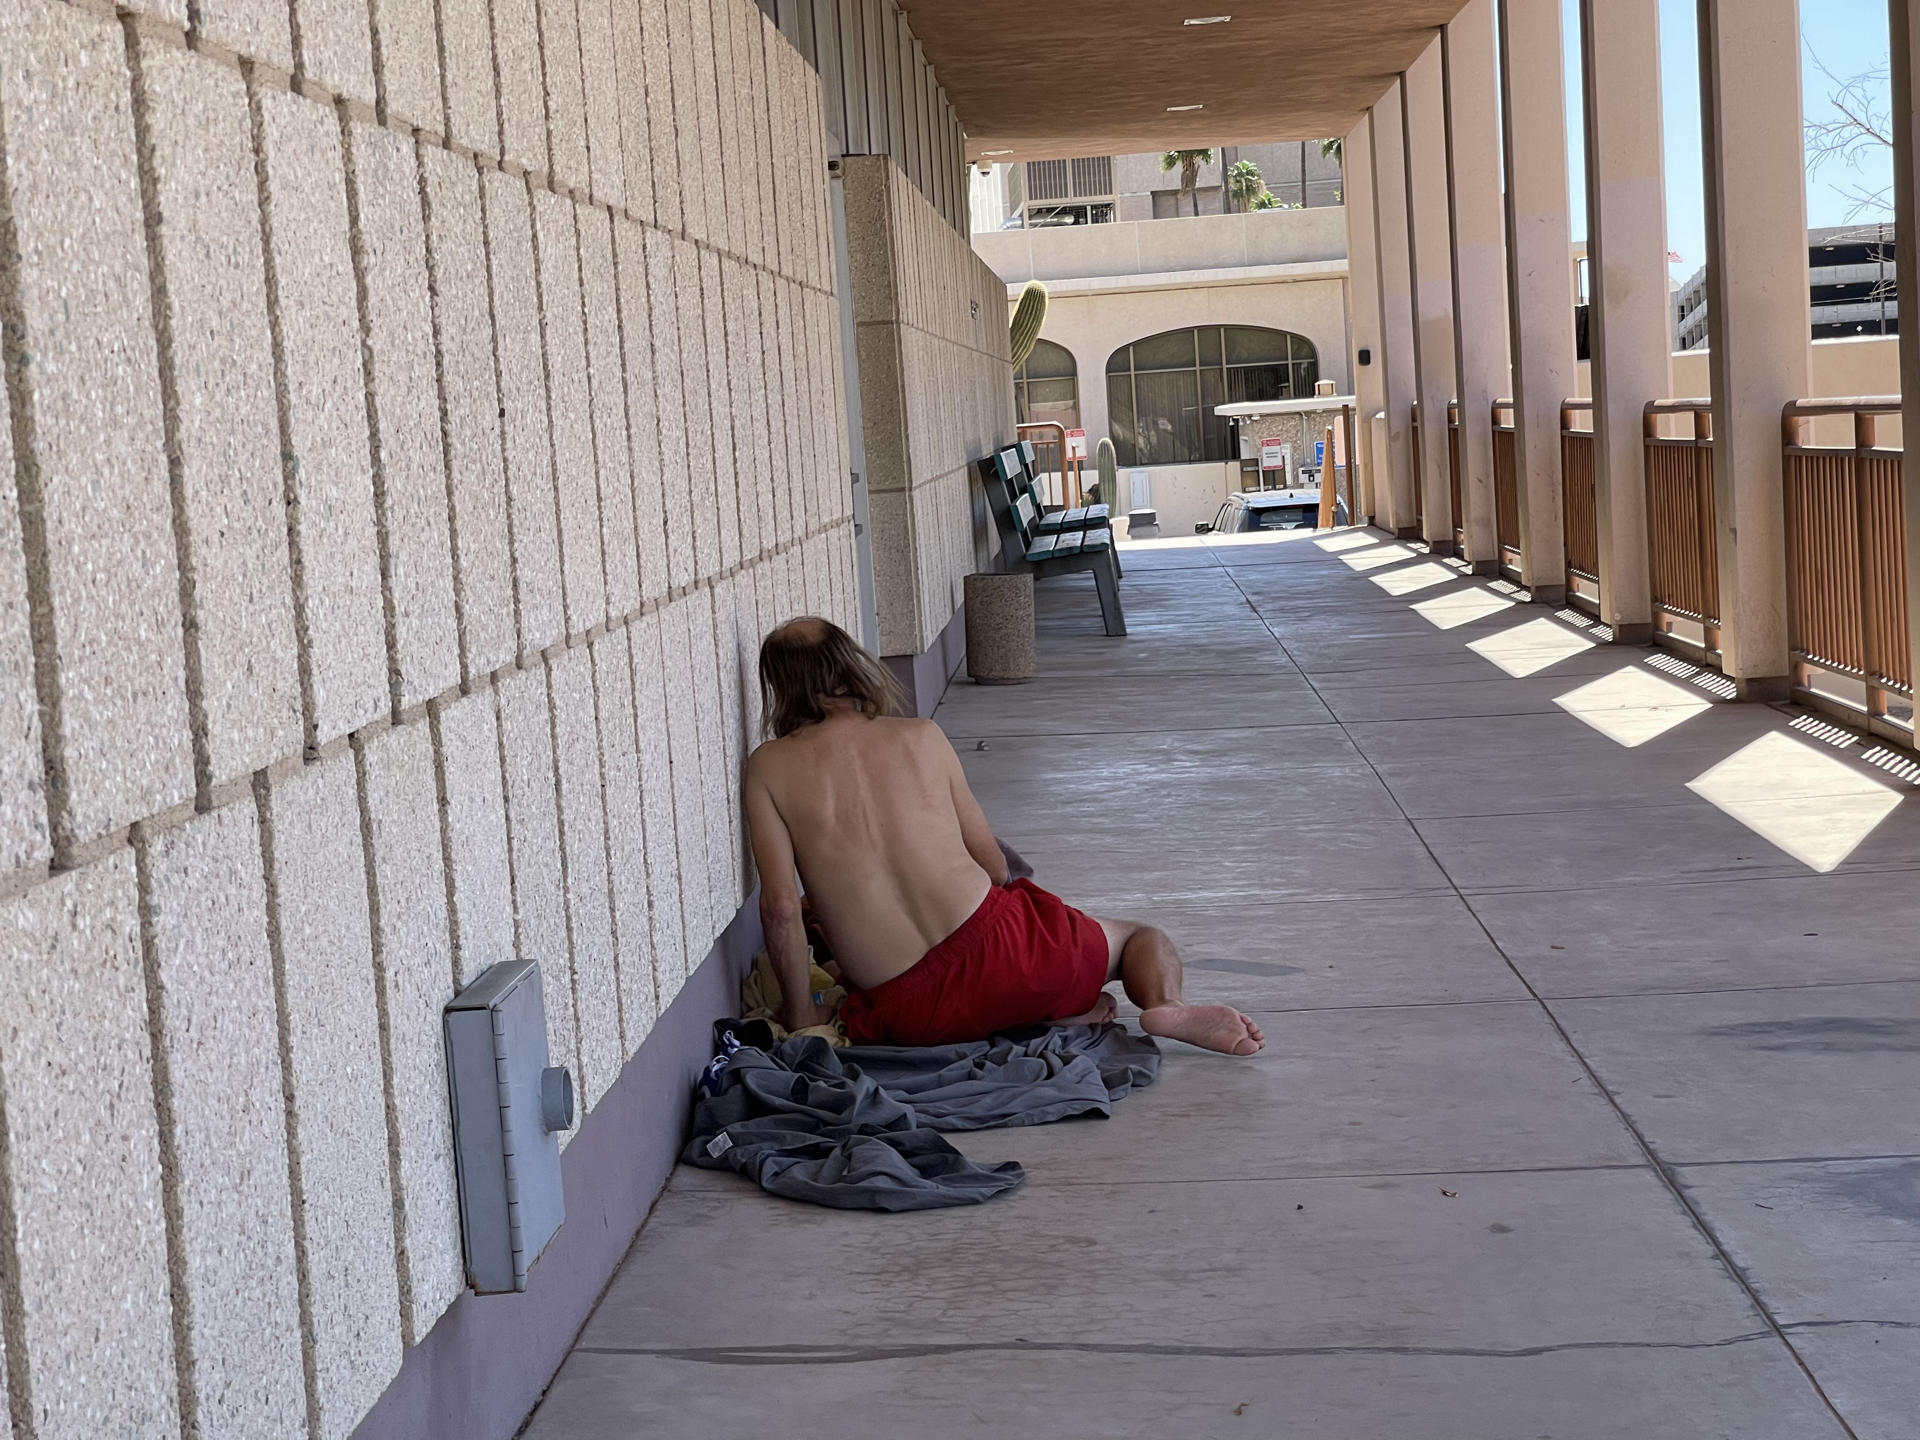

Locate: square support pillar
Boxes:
[1404,38,1459,553]
[1891,0,1920,704]
[1444,0,1510,573]
[1497,0,1576,606]
[1344,115,1388,526]
[1698,0,1809,698]
[1580,0,1668,646]
[1371,80,1421,537]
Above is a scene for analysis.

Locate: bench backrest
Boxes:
[1010,492,1040,548]
[1004,446,1047,512]
[979,448,1029,567]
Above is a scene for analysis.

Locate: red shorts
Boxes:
[839,880,1111,1046]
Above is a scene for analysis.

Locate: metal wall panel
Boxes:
[837,0,868,153]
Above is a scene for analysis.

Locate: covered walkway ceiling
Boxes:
[897,1,1469,164]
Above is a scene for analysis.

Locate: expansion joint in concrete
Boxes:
[123,12,216,810]
[250,768,326,1433]
[348,733,422,1349]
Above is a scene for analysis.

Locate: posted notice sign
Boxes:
[1065,427,1088,459]
[1259,437,1289,471]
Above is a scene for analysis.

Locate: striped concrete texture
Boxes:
[0,1,967,1437]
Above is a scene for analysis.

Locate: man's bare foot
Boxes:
[1056,991,1120,1027]
[1138,1004,1264,1055]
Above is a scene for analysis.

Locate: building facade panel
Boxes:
[139,44,302,790]
[369,0,442,130]
[494,663,581,1108]
[532,190,609,635]
[482,171,567,653]
[0,5,888,1436]
[259,86,389,746]
[591,624,660,1052]
[356,720,466,1344]
[264,751,404,1440]
[144,805,306,1440]
[348,120,462,710]
[0,852,177,1440]
[434,688,517,985]
[420,148,518,680]
[0,1,192,847]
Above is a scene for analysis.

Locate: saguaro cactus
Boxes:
[1009,280,1048,368]
[1096,435,1118,509]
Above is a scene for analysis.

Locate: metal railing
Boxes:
[1015,421,1076,507]
[1491,400,1521,574]
[1642,399,1720,654]
[1781,396,1910,731]
[1560,399,1598,597]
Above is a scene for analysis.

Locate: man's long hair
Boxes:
[758,617,903,738]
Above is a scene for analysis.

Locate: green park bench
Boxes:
[978,452,1127,637]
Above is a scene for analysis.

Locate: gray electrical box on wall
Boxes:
[444,959,575,1294]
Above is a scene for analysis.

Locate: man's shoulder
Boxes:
[744,734,792,777]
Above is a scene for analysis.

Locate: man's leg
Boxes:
[1097,918,1264,1055]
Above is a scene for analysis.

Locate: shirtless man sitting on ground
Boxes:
[743,616,1263,1056]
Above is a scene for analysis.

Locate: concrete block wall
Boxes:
[0,1,856,1437]
[844,156,1016,657]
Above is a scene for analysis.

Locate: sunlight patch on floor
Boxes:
[1337,543,1418,572]
[1370,561,1459,597]
[1410,589,1517,630]
[1316,530,1382,553]
[1552,667,1714,747]
[1687,731,1903,872]
[1465,616,1597,677]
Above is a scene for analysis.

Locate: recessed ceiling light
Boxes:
[1166,104,1205,112]
[1183,14,1231,23]
[980,149,1013,156]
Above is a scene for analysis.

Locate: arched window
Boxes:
[1105,326,1318,466]
[1014,339,1079,430]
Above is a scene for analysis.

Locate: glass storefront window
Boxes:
[1105,326,1318,467]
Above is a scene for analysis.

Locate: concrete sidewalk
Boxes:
[524,528,1920,1439]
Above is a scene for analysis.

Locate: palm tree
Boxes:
[1160,148,1216,216]
[1319,136,1342,166]
[1226,160,1265,213]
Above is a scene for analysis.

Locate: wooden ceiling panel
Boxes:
[896,1,1467,163]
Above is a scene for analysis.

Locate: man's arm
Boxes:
[743,756,826,1031]
[937,724,1010,886]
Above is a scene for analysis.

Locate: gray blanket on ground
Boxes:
[683,1023,1161,1211]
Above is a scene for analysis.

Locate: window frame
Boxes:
[1107,325,1318,468]
[1014,338,1081,430]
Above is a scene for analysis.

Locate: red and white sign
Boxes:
[1065,427,1088,460]
[1259,437,1289,472]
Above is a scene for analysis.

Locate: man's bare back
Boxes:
[746,617,1262,1056]
[743,708,999,993]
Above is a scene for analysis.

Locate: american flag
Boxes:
[1667,250,1683,263]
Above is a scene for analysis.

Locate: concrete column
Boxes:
[1344,115,1387,524]
[1699,0,1809,697]
[1497,0,1576,605]
[1890,0,1920,701]
[1403,37,1458,551]
[1370,80,1420,535]
[1444,0,1509,572]
[1579,0,1668,644]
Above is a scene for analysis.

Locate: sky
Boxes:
[1559,0,1894,283]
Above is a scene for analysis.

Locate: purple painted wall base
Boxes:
[884,600,968,718]
[350,901,764,1440]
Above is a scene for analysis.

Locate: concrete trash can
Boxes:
[964,572,1035,684]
